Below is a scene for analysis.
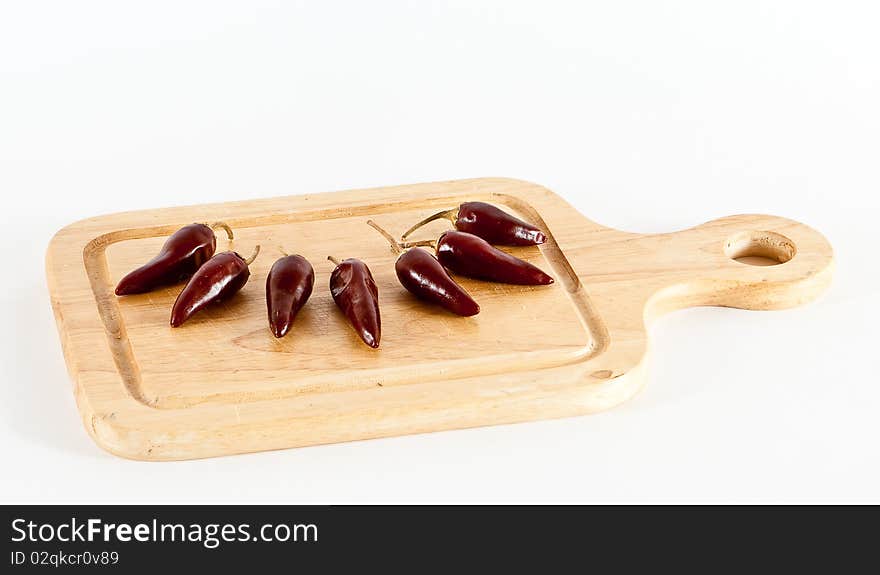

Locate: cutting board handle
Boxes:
[642,213,834,318]
[567,211,833,388]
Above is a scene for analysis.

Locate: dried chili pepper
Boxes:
[266,249,315,338]
[170,245,260,327]
[367,220,479,317]
[401,201,546,246]
[328,255,381,349]
[115,222,234,295]
[435,231,554,285]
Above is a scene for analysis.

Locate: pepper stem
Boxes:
[327,256,341,266]
[243,245,260,265]
[209,221,234,240]
[400,208,458,240]
[366,220,402,255]
[402,239,438,250]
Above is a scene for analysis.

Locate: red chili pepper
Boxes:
[436,231,554,285]
[401,201,546,246]
[367,220,479,317]
[266,251,315,338]
[170,245,260,327]
[328,256,381,349]
[115,222,234,295]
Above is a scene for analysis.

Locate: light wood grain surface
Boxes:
[46,178,834,460]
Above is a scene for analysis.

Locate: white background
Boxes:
[1,1,877,503]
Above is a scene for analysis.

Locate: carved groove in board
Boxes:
[83,193,605,410]
[490,192,610,359]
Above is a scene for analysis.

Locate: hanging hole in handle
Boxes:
[724,231,797,266]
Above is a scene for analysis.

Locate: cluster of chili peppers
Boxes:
[114,201,552,349]
[365,201,553,322]
[115,221,262,327]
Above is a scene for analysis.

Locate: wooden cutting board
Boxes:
[46,178,834,460]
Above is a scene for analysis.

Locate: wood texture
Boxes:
[46,178,834,460]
